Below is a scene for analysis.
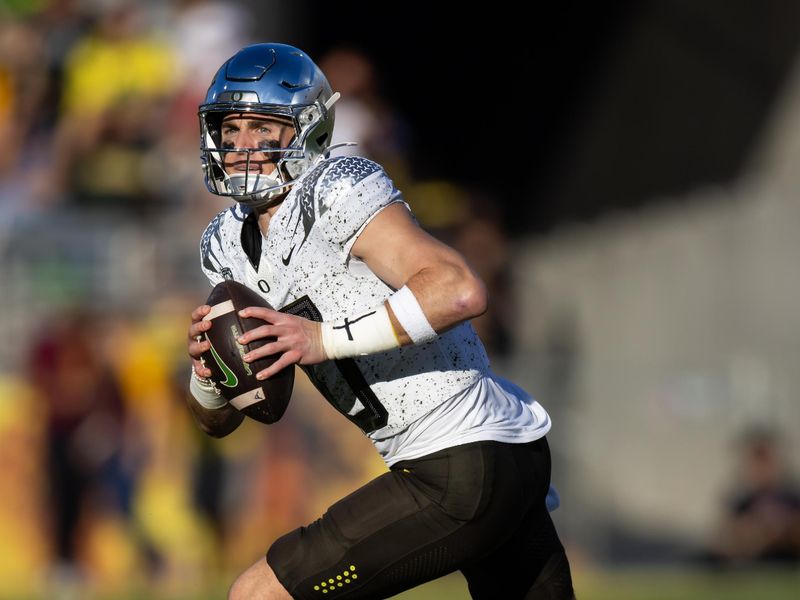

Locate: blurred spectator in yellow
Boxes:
[49,2,177,215]
[59,3,174,119]
[109,295,217,587]
[708,426,800,566]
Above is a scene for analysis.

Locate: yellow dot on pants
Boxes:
[352,574,358,579]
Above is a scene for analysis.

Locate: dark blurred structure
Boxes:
[308,0,800,234]
[707,427,800,566]
[319,46,411,174]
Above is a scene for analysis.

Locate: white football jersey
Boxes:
[200,155,493,441]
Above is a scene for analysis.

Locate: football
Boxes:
[200,280,294,424]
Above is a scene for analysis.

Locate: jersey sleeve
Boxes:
[319,156,407,256]
[199,209,228,287]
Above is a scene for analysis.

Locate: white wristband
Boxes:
[189,366,228,410]
[387,285,437,344]
[320,303,400,360]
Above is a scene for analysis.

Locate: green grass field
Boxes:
[4,567,798,599]
[572,567,800,600]
[394,568,800,600]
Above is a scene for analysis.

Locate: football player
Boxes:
[186,43,575,600]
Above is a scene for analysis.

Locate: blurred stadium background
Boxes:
[1,0,799,598]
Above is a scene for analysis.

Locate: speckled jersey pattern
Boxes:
[199,155,490,443]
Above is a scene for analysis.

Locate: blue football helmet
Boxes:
[199,43,348,208]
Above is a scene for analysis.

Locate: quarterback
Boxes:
[186,43,575,600]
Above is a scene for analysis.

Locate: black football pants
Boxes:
[268,437,575,599]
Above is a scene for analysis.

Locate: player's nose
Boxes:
[231,129,258,151]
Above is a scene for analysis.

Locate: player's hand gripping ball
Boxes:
[200,280,294,423]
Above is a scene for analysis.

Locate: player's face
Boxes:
[220,113,295,176]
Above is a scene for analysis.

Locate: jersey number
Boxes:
[280,296,389,434]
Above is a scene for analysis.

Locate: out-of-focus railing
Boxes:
[0,207,208,371]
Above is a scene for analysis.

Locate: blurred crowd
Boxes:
[2,294,395,597]
[0,0,517,596]
[0,0,251,227]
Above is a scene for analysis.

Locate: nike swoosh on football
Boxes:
[209,342,239,388]
[281,245,296,266]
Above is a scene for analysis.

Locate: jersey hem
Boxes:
[380,424,552,468]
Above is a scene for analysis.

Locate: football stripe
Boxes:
[204,299,236,321]
[230,387,268,410]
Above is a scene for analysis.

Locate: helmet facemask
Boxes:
[199,94,340,210]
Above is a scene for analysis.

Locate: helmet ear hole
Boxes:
[316,132,329,146]
[209,162,226,180]
[299,105,319,126]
